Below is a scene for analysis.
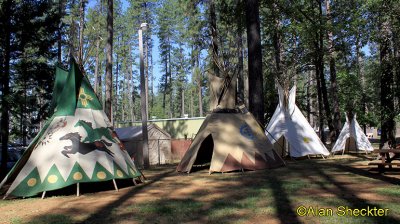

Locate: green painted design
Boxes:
[90,162,114,182]
[10,168,44,197]
[65,162,91,185]
[113,162,129,179]
[55,61,81,116]
[41,164,67,192]
[76,76,102,110]
[126,161,141,178]
[74,120,117,143]
[50,66,68,114]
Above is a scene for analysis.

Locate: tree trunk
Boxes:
[315,66,326,143]
[78,0,85,65]
[69,0,76,59]
[209,0,219,77]
[379,19,396,148]
[58,0,64,63]
[236,0,244,104]
[1,0,12,178]
[128,45,135,122]
[105,0,113,121]
[245,0,264,125]
[198,70,203,117]
[115,43,119,124]
[168,48,173,118]
[356,31,367,133]
[94,37,100,96]
[181,89,185,117]
[144,35,149,119]
[191,89,194,117]
[316,0,333,141]
[325,0,341,141]
[162,58,167,111]
[271,1,282,77]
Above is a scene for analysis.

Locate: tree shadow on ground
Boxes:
[21,159,400,224]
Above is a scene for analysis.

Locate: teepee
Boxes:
[177,107,285,173]
[265,84,330,158]
[0,61,142,198]
[331,113,374,155]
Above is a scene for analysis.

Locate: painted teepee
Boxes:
[176,107,285,173]
[265,84,330,158]
[331,113,374,155]
[0,61,141,198]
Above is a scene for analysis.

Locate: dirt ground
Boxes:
[1,155,400,224]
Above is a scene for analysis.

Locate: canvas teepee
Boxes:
[265,84,330,158]
[177,106,285,173]
[331,113,374,155]
[0,61,141,198]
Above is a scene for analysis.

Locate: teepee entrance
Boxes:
[191,134,214,171]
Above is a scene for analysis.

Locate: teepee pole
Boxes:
[113,179,119,192]
[132,178,137,186]
[77,183,80,197]
[41,191,46,199]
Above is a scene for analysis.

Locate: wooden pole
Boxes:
[113,179,119,192]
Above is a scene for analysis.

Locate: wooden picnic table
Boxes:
[368,149,400,173]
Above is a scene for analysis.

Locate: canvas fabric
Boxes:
[177,111,285,173]
[265,85,330,157]
[0,61,141,197]
[331,114,374,154]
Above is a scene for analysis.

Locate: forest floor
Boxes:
[1,155,400,224]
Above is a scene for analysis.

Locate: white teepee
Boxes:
[331,113,374,155]
[265,84,330,158]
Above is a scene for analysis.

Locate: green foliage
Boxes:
[1,0,59,142]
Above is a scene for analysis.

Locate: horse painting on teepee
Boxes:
[0,60,142,198]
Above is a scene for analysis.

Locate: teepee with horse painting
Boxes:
[0,60,142,198]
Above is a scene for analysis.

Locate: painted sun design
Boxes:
[303,137,310,143]
[78,88,93,107]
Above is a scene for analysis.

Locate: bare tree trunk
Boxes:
[306,70,312,123]
[356,32,367,133]
[325,0,341,141]
[1,0,12,178]
[271,1,282,77]
[191,89,194,117]
[128,45,135,122]
[168,48,173,118]
[105,0,113,121]
[315,66,325,143]
[198,70,203,116]
[115,41,119,123]
[94,37,100,95]
[58,0,64,63]
[315,0,332,142]
[69,0,76,59]
[149,39,154,111]
[245,0,264,125]
[144,35,149,119]
[209,0,219,77]
[379,17,396,148]
[162,59,167,111]
[78,0,85,65]
[181,89,185,117]
[236,0,244,104]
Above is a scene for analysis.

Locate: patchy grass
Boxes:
[0,156,399,224]
[23,215,75,224]
[375,187,400,197]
